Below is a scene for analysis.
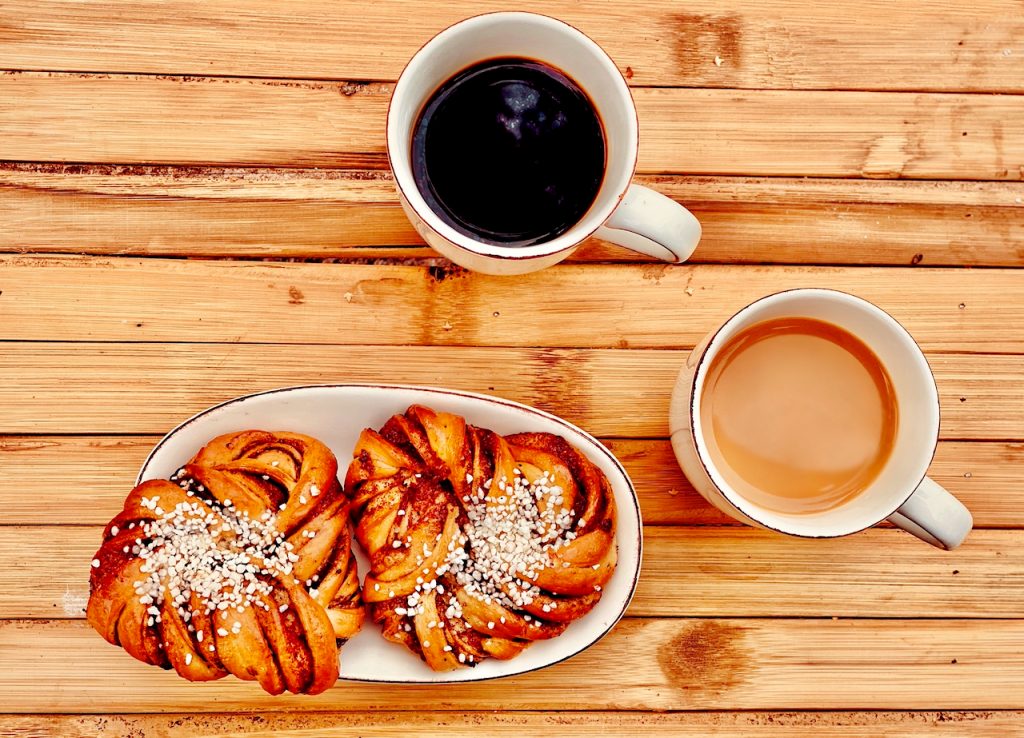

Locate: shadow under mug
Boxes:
[669,289,973,550]
[386,11,702,275]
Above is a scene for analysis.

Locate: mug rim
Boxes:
[386,10,639,262]
[684,287,941,538]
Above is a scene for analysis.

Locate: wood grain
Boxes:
[1,1,1022,93]
[0,73,387,169]
[605,439,1024,528]
[4,526,1018,620]
[2,256,1022,351]
[3,711,1021,738]
[3,165,1023,266]
[3,0,1022,728]
[3,436,1019,527]
[1,619,1021,712]
[0,344,1018,438]
[3,73,1023,179]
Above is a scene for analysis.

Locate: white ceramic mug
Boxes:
[669,289,973,550]
[386,12,702,275]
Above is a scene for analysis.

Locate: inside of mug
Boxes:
[691,289,940,537]
[387,12,637,258]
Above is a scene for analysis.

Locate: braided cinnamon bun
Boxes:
[344,405,616,671]
[86,431,363,695]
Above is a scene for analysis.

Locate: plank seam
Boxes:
[3,256,1024,273]
[0,339,1021,356]
[3,67,1024,96]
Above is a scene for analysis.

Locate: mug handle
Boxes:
[886,477,973,550]
[595,184,701,262]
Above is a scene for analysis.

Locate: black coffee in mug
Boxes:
[411,57,606,248]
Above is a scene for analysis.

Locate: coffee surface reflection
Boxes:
[411,57,606,247]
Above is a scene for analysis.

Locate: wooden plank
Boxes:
[3,165,1023,266]
[635,528,1022,618]
[608,439,1024,528]
[2,256,1022,352]
[2,73,1023,179]
[0,164,421,260]
[638,88,1024,180]
[0,73,387,169]
[3,711,1021,738]
[0,619,1020,711]
[1,1,1022,93]
[5,526,1018,620]
[3,437,1018,527]
[0,344,1017,439]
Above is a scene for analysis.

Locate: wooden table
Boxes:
[1,2,1023,736]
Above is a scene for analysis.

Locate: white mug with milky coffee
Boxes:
[387,12,702,275]
[669,289,973,550]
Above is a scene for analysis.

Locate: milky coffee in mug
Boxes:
[700,316,899,515]
[670,289,973,550]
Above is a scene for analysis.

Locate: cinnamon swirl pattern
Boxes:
[344,405,617,670]
[86,431,363,695]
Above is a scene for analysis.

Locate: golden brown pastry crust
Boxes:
[86,430,363,695]
[344,405,616,671]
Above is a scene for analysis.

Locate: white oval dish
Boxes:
[139,384,643,683]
